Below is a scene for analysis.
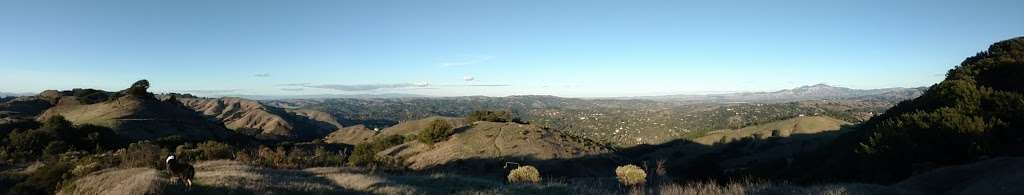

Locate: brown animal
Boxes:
[166,155,195,188]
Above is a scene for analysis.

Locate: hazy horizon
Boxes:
[1,0,1021,97]
[0,82,924,99]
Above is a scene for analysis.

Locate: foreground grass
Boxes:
[59,160,931,195]
[644,180,916,195]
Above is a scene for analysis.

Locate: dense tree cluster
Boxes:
[813,37,1024,183]
[466,110,517,123]
[1,116,124,163]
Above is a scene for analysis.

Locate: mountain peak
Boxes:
[797,83,838,89]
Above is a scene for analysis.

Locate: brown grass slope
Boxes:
[323,124,377,145]
[58,168,169,195]
[381,121,612,170]
[693,116,850,145]
[176,97,342,140]
[323,116,465,145]
[60,160,587,195]
[36,93,231,141]
[635,116,852,174]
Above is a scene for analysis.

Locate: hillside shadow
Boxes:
[337,118,399,130]
[415,126,856,184]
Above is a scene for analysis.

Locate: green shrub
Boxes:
[349,135,405,166]
[8,162,71,195]
[417,119,454,144]
[310,146,346,167]
[70,153,118,178]
[615,164,647,186]
[2,116,123,163]
[507,165,541,184]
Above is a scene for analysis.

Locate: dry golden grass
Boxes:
[58,168,168,195]
[321,171,419,194]
[56,159,933,195]
[648,180,917,195]
[192,160,340,193]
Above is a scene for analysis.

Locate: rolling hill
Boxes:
[174,97,342,140]
[693,115,850,145]
[378,121,613,175]
[322,125,377,145]
[35,83,233,141]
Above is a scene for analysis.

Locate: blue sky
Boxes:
[1,0,1021,97]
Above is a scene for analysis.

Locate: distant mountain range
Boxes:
[244,84,924,103]
[220,93,429,100]
[0,92,32,97]
[621,84,926,103]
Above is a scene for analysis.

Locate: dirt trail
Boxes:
[490,124,504,156]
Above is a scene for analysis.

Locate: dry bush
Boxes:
[173,141,235,162]
[69,152,119,178]
[118,141,167,169]
[507,165,541,184]
[235,145,346,169]
[616,164,647,186]
[197,141,234,160]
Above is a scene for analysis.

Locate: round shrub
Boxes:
[615,164,647,186]
[507,165,541,184]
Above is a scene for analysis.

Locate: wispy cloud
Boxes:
[178,89,242,94]
[254,73,271,77]
[278,83,311,87]
[436,84,511,87]
[439,55,494,67]
[280,88,304,91]
[306,82,430,91]
[466,83,509,86]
